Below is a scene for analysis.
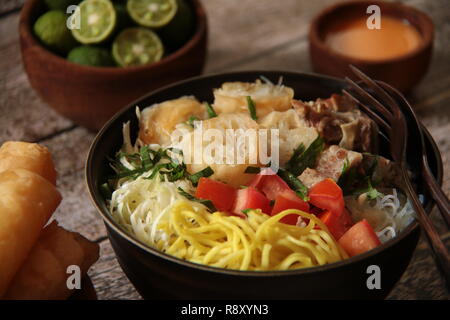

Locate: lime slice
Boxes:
[127,0,178,28]
[34,10,78,54]
[112,27,164,67]
[71,0,117,44]
[67,45,115,67]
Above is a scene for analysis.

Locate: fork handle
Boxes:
[422,158,450,228]
[401,165,450,290]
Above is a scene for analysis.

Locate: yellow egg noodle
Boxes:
[157,202,347,270]
[109,172,347,271]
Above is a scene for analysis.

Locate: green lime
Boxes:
[112,27,164,67]
[44,0,80,11]
[67,45,115,66]
[34,10,78,54]
[127,0,177,28]
[159,0,194,50]
[71,0,117,44]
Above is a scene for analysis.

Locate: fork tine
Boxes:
[345,76,393,121]
[349,65,401,119]
[342,89,391,135]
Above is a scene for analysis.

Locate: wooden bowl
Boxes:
[309,0,434,93]
[19,0,208,131]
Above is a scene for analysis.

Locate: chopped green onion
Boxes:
[285,136,324,176]
[205,102,217,118]
[241,208,254,216]
[277,169,309,201]
[246,96,257,120]
[186,115,199,127]
[188,166,214,186]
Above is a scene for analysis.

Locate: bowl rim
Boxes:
[86,70,442,277]
[309,0,434,65]
[19,0,207,73]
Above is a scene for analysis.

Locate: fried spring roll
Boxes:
[0,169,62,297]
[0,141,57,184]
[4,222,99,300]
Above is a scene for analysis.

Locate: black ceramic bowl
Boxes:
[86,71,442,299]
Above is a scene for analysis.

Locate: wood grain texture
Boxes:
[0,0,449,300]
[0,0,23,15]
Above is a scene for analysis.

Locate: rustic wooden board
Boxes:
[0,0,449,300]
[0,0,23,15]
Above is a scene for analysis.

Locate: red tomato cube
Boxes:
[318,209,353,240]
[271,192,310,225]
[308,178,345,215]
[248,169,292,201]
[232,187,272,217]
[338,219,381,257]
[195,177,236,212]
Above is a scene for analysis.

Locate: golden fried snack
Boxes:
[4,222,99,300]
[213,80,294,118]
[0,141,57,185]
[139,96,207,146]
[0,169,62,297]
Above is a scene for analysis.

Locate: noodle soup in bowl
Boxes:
[86,71,442,299]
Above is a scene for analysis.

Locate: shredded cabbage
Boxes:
[109,172,197,247]
[345,188,415,243]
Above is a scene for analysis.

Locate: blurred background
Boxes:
[0,0,448,299]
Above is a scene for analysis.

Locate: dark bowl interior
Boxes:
[86,71,442,299]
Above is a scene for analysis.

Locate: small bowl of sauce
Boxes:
[309,1,434,92]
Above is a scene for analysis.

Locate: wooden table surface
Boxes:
[1,0,449,300]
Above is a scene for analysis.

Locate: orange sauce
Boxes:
[324,16,422,61]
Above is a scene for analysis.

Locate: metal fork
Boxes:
[342,65,450,289]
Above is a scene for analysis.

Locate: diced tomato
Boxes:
[232,187,272,217]
[195,177,236,212]
[271,192,310,225]
[248,169,292,201]
[318,209,353,240]
[308,178,345,215]
[338,219,381,257]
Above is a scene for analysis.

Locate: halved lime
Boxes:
[127,0,177,28]
[112,27,164,67]
[71,0,117,44]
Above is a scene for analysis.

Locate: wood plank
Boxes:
[88,240,141,300]
[203,0,342,73]
[0,0,23,16]
[389,233,450,300]
[0,13,74,144]
[38,127,106,241]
